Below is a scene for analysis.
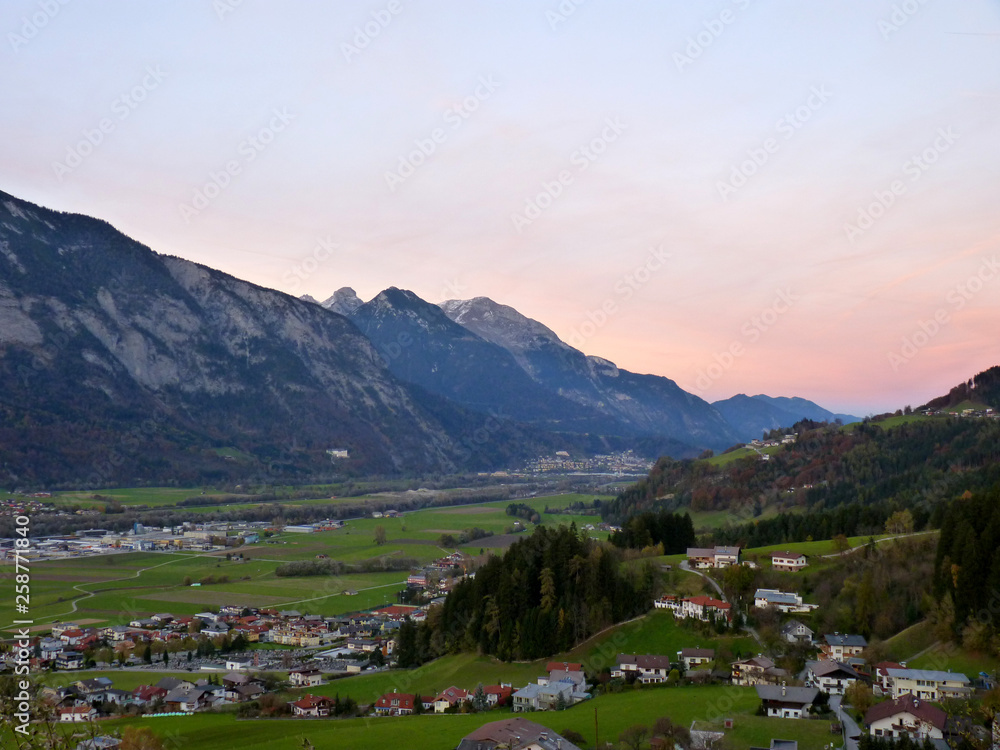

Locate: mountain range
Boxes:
[0,190,857,487]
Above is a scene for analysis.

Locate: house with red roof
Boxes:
[873,661,904,695]
[132,685,167,706]
[483,685,513,708]
[374,691,419,716]
[864,695,948,740]
[288,694,331,717]
[433,686,469,712]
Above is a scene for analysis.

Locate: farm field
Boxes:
[1,494,612,628]
[48,487,251,510]
[2,684,771,750]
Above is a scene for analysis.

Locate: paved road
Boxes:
[679,560,726,599]
[819,530,938,558]
[679,561,765,649]
[831,695,860,750]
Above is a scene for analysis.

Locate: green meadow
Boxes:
[1,494,613,628]
[3,685,783,750]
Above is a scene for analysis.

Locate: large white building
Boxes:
[886,668,971,701]
[753,588,817,614]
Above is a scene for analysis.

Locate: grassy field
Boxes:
[48,487,252,509]
[37,670,204,692]
[289,610,756,707]
[3,684,773,750]
[882,620,937,662]
[1,494,616,628]
[651,533,902,570]
[908,642,1000,676]
[695,715,841,749]
[702,444,784,468]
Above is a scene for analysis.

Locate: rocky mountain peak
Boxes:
[321,286,363,316]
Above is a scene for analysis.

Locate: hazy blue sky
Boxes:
[5,0,999,414]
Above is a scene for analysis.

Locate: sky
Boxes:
[4,1,999,416]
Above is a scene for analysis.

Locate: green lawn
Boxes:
[695,715,842,750]
[908,642,1000,676]
[701,444,784,468]
[2,684,763,750]
[882,620,938,662]
[36,670,202,692]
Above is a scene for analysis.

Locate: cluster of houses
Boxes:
[685,546,810,574]
[654,594,732,622]
[404,551,472,599]
[48,673,272,720]
[730,630,979,746]
[370,661,591,718]
[5,604,434,675]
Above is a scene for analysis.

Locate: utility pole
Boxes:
[594,705,599,748]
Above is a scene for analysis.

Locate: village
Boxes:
[6,541,993,750]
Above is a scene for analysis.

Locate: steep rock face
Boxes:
[439,297,740,450]
[345,288,601,427]
[0,192,496,486]
[321,287,363,317]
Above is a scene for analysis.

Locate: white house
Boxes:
[753,589,817,614]
[612,654,672,683]
[864,695,948,740]
[755,685,818,719]
[806,660,862,695]
[821,634,867,662]
[686,546,741,569]
[289,668,323,687]
[770,551,807,571]
[678,648,714,671]
[781,620,814,644]
[887,668,971,701]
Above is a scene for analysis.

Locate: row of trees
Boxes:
[933,488,1000,654]
[609,510,695,553]
[274,556,418,576]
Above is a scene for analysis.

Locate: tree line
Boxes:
[609,510,695,553]
[933,488,1000,656]
[395,524,655,665]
